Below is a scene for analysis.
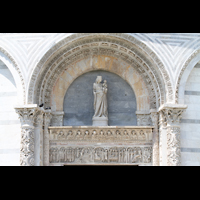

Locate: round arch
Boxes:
[175,49,200,104]
[51,55,150,112]
[27,33,171,110]
[0,47,25,104]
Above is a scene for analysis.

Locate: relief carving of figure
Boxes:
[93,76,108,117]
[67,130,74,140]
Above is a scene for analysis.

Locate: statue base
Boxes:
[92,116,108,126]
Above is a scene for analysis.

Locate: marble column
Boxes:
[43,110,52,166]
[150,109,159,166]
[159,104,187,166]
[51,111,64,126]
[34,108,44,166]
[15,105,39,166]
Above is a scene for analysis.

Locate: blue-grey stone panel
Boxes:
[63,70,137,126]
[185,91,200,96]
[181,148,200,152]
[181,119,200,124]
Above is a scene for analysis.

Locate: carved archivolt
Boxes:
[28,33,172,110]
[0,47,26,104]
[175,49,200,103]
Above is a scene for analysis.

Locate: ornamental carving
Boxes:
[167,126,181,166]
[136,114,152,126]
[49,128,153,143]
[161,109,185,124]
[15,107,38,126]
[49,146,152,164]
[20,127,35,166]
[28,33,174,113]
[159,105,187,126]
[15,106,44,166]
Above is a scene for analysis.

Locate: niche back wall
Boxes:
[63,70,137,126]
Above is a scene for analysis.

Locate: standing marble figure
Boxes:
[92,76,108,126]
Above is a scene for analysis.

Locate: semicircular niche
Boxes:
[63,70,137,126]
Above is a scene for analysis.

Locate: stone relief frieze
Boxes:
[49,146,152,164]
[49,128,153,143]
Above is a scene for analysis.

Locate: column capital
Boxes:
[158,104,187,126]
[14,104,40,126]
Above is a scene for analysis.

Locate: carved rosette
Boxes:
[167,126,181,166]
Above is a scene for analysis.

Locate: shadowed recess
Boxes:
[63,70,137,126]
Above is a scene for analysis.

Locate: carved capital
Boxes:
[150,110,159,127]
[44,111,52,128]
[136,111,152,126]
[159,104,187,126]
[34,109,44,127]
[15,105,39,126]
[51,111,64,126]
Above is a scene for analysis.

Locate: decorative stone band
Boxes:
[49,145,152,165]
[48,126,154,143]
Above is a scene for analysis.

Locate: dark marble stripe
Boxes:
[181,119,200,124]
[185,91,200,96]
[181,148,200,153]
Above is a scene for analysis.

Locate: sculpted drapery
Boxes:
[93,76,108,118]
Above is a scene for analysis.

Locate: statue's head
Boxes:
[96,76,102,83]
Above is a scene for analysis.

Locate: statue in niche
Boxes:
[93,76,108,126]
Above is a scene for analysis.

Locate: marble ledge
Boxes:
[49,126,155,129]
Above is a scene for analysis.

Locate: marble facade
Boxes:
[0,33,200,165]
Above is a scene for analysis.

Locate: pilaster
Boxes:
[15,105,39,166]
[159,104,187,166]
